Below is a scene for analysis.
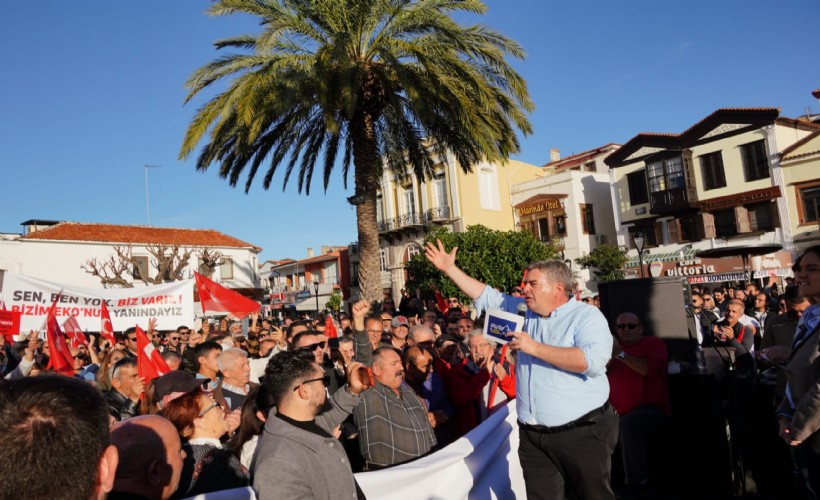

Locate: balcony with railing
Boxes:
[377,206,454,234]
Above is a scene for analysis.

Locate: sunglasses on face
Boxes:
[298,341,326,352]
[127,336,137,342]
[169,337,180,341]
[293,373,331,391]
[417,341,434,349]
[616,323,639,330]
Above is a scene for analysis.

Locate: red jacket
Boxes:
[445,357,516,438]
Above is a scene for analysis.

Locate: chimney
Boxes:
[549,148,560,162]
[306,247,314,258]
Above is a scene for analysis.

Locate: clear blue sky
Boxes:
[2,1,818,263]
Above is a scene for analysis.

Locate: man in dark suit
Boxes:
[748,292,776,350]
[687,292,719,347]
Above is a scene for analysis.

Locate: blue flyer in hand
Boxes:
[483,308,524,345]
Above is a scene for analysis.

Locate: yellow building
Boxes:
[375,153,543,299]
[780,129,820,250]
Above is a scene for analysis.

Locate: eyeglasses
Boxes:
[197,400,222,418]
[298,341,326,352]
[417,341,434,349]
[293,374,331,391]
[448,300,459,305]
[127,336,137,342]
[169,336,180,341]
[616,323,639,330]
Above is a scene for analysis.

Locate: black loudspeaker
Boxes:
[597,277,693,361]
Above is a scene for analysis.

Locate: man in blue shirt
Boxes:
[426,239,618,500]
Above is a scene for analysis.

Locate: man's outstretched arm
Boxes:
[425,239,487,300]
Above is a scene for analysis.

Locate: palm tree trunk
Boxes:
[352,111,383,304]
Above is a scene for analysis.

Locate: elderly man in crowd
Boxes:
[0,376,118,500]
[426,240,617,500]
[607,312,671,499]
[354,346,436,469]
[447,331,516,438]
[253,350,367,499]
[106,357,145,421]
[110,415,185,499]
[219,348,255,410]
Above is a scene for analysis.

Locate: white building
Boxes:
[511,144,620,294]
[0,220,262,295]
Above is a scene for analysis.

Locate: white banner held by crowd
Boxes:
[1,272,194,333]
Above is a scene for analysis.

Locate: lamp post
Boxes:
[633,231,646,278]
[313,281,320,317]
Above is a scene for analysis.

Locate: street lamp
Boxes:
[633,231,646,278]
[313,281,320,317]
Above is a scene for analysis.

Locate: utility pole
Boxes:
[144,164,161,225]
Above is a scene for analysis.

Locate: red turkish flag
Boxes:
[100,301,116,345]
[324,314,338,339]
[135,325,170,384]
[62,316,87,349]
[45,295,75,376]
[194,272,260,319]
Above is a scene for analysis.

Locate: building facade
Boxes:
[368,153,544,300]
[511,144,621,294]
[779,129,820,252]
[268,246,351,315]
[605,108,819,284]
[0,220,262,295]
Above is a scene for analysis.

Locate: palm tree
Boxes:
[179,0,533,303]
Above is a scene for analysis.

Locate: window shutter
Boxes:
[735,206,751,233]
[654,221,663,246]
[702,212,716,239]
[668,219,681,243]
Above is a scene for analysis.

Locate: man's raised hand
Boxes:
[425,239,458,273]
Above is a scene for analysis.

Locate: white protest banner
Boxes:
[355,401,526,499]
[1,272,194,333]
[184,402,525,500]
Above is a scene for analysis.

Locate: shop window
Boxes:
[747,202,775,232]
[713,210,737,238]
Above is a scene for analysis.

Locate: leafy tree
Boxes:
[178,0,533,303]
[325,290,342,315]
[405,225,556,302]
[575,243,629,282]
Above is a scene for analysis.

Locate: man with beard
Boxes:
[253,350,367,499]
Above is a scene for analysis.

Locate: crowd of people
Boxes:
[0,243,818,500]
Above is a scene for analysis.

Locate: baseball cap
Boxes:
[391,315,409,328]
[153,371,207,404]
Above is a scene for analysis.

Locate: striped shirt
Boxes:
[354,381,436,467]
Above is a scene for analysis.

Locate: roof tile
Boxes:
[21,222,260,251]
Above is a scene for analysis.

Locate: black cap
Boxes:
[152,371,207,404]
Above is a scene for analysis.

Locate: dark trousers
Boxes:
[619,405,667,486]
[518,404,619,500]
[794,445,820,500]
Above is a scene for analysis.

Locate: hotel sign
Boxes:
[516,198,562,217]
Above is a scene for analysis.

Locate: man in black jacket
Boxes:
[106,357,144,421]
[688,292,719,346]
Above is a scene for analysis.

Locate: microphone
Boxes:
[517,303,527,318]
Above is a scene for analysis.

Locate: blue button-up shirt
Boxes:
[474,286,612,426]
